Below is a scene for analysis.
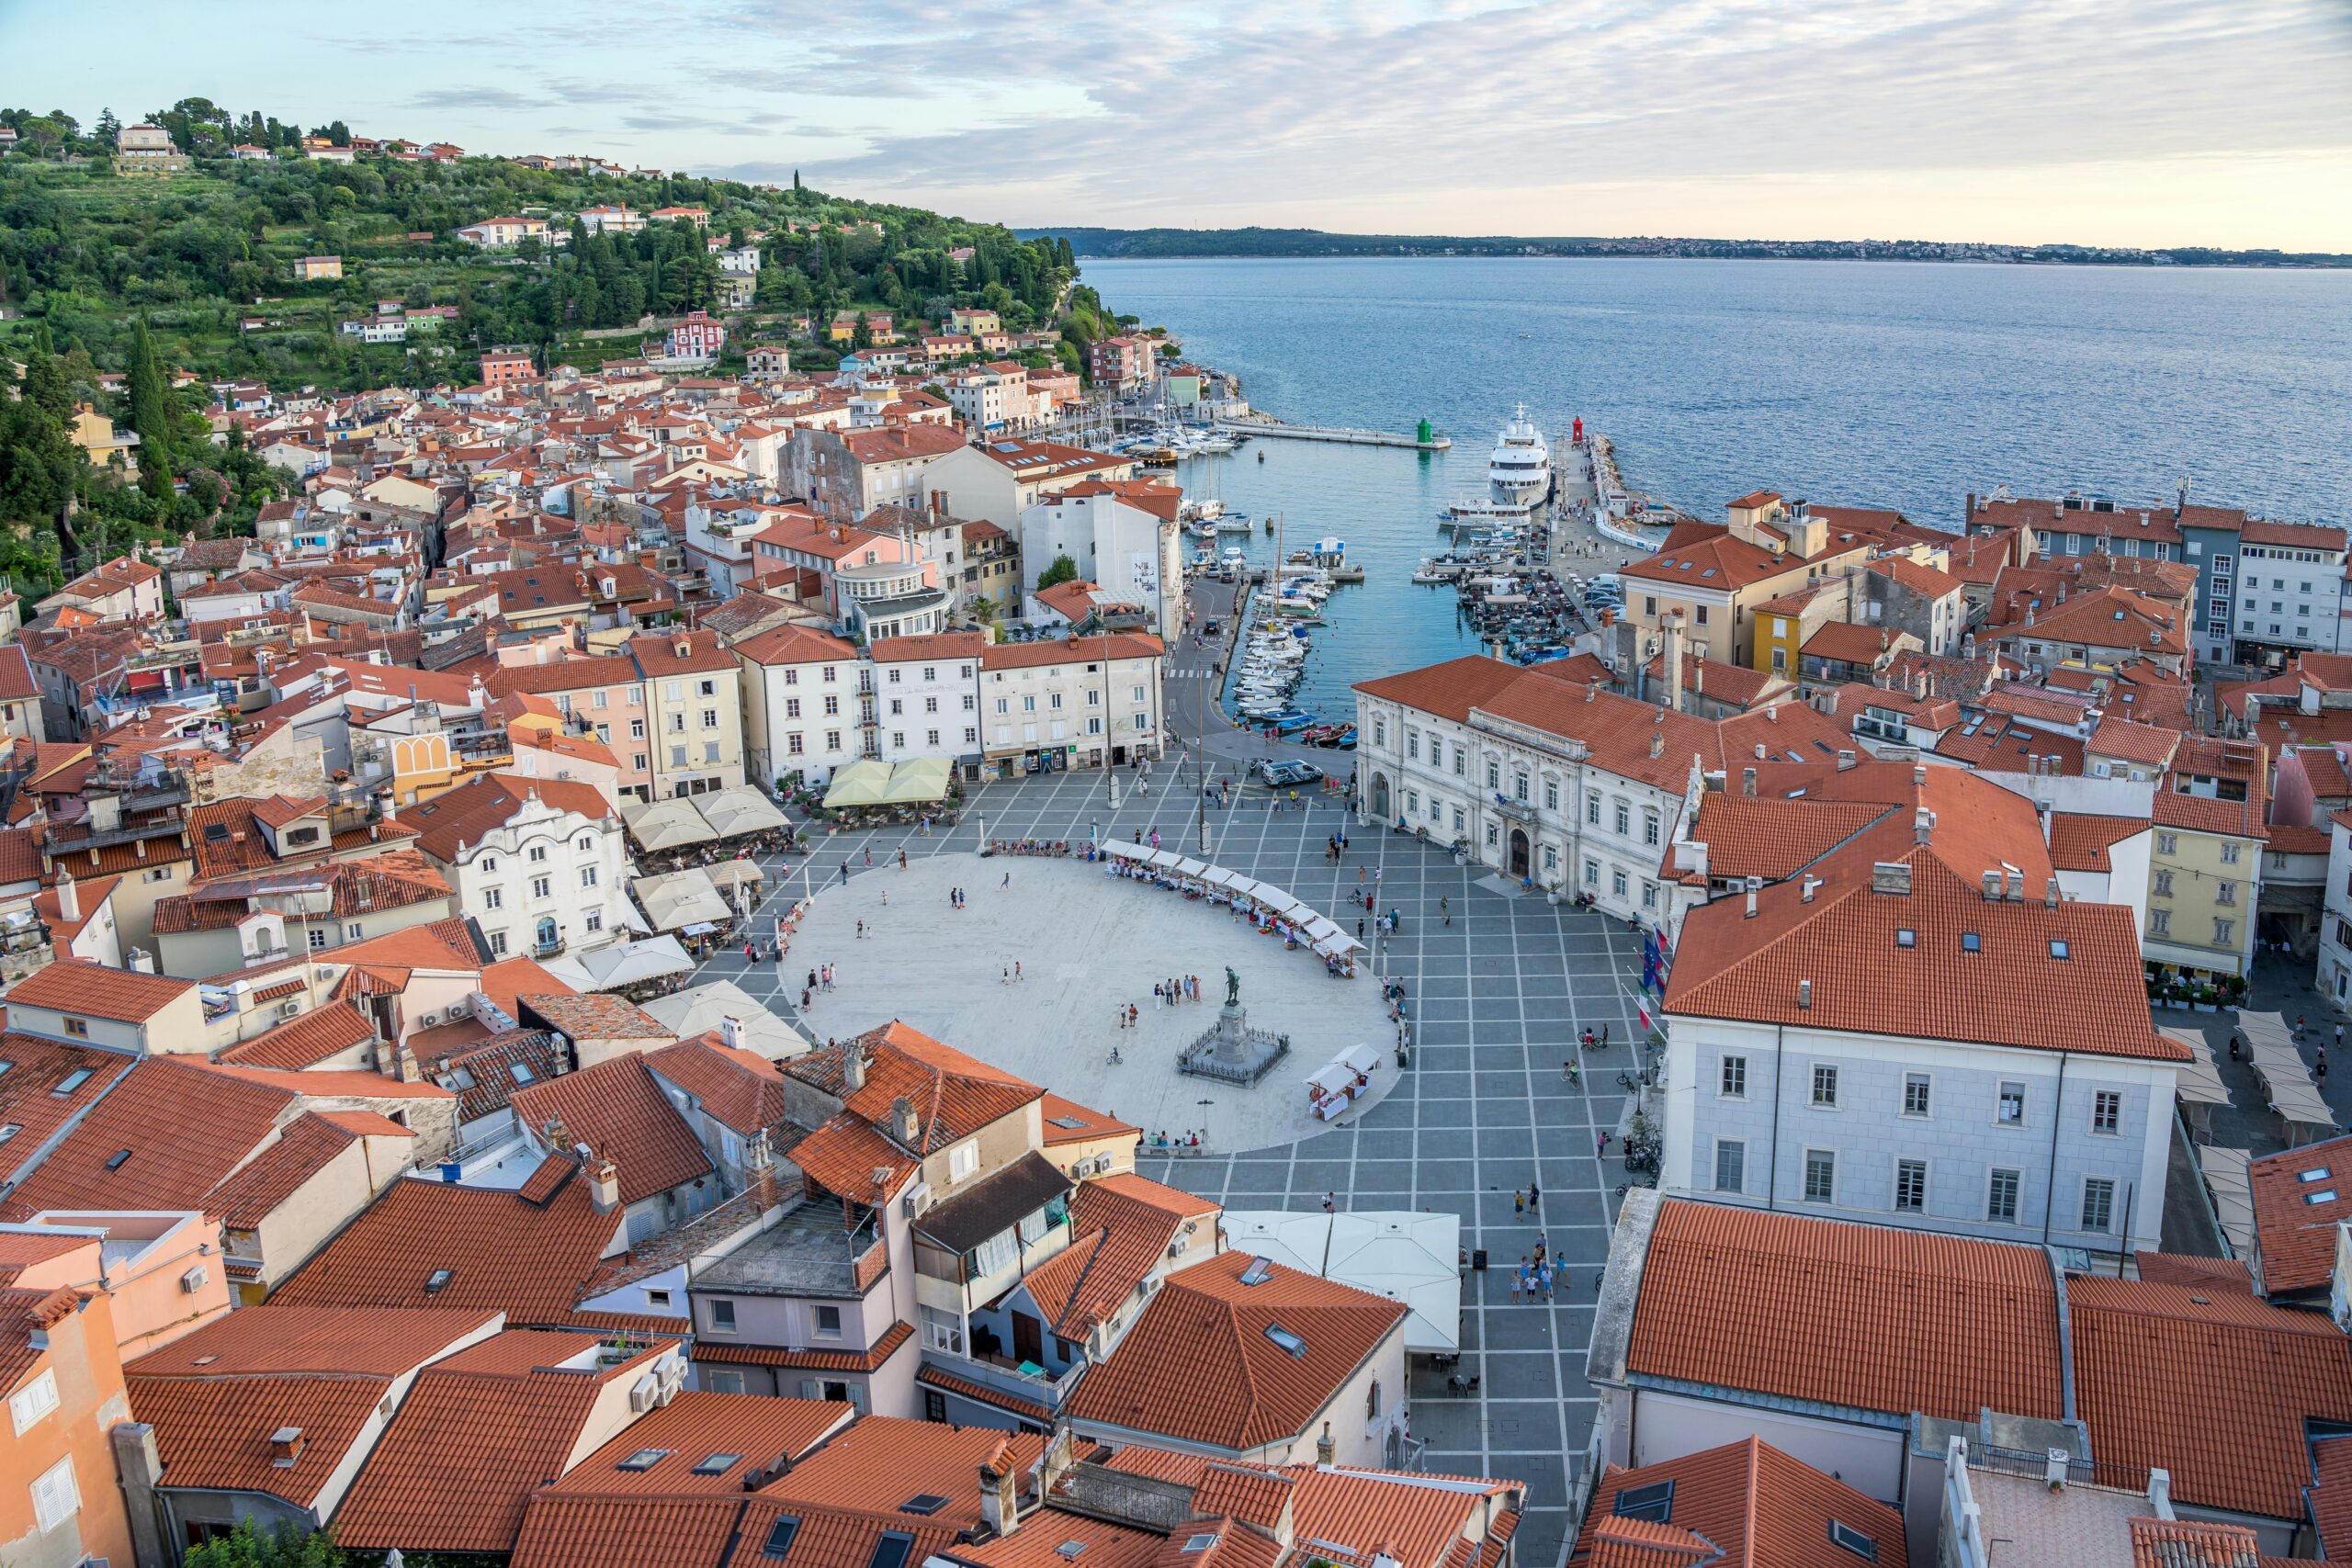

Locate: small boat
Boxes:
[1410,569,1448,585]
[1272,711,1318,733]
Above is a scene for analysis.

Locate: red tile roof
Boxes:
[2249,1134,2352,1297]
[1622,1201,2064,1425]
[204,1111,368,1229]
[6,958,196,1022]
[644,1033,788,1137]
[1665,847,2177,1061]
[128,1370,393,1506]
[2068,1273,2352,1519]
[2048,813,2151,873]
[693,1318,914,1374]
[213,999,379,1069]
[0,1034,136,1169]
[545,1390,852,1496]
[786,1021,1044,1156]
[267,1169,631,1329]
[406,772,618,862]
[1030,1172,1219,1338]
[1569,1437,1905,1568]
[1038,1091,1139,1147]
[0,1056,298,1221]
[509,1055,713,1203]
[1064,1249,1405,1450]
[334,1331,673,1552]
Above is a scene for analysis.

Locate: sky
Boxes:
[8,0,2352,250]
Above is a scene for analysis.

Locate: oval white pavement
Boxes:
[775,852,1396,1153]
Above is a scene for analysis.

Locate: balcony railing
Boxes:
[919,1346,1082,1412]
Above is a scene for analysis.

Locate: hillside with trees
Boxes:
[0,95,1122,597]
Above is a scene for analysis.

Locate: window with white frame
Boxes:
[2091,1089,2121,1134]
[1894,1158,1927,1212]
[1988,1168,2021,1223]
[2081,1178,2116,1233]
[1997,1081,2026,1125]
[29,1455,78,1533]
[1811,1065,1838,1108]
[8,1370,58,1434]
[1713,1139,1746,1194]
[948,1141,979,1181]
[1804,1148,1836,1202]
[1719,1055,1747,1099]
[1902,1073,1930,1117]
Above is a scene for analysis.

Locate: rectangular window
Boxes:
[1719,1055,1747,1099]
[9,1370,58,1434]
[708,1299,737,1332]
[531,877,551,900]
[487,931,508,956]
[1804,1148,1836,1203]
[1997,1081,2026,1125]
[580,867,598,888]
[2156,831,2177,855]
[1544,780,1559,811]
[484,888,503,910]
[2152,870,2173,897]
[2214,918,2234,946]
[1902,1073,1930,1118]
[2091,1089,2121,1134]
[814,1304,842,1338]
[2150,909,2170,937]
[29,1456,77,1532]
[2081,1178,2116,1234]
[1644,811,1660,847]
[1587,793,1601,826]
[949,1141,979,1181]
[1407,729,1420,761]
[63,1018,88,1038]
[1988,1168,2020,1224]
[1811,1065,1838,1108]
[1894,1158,1927,1213]
[1713,1139,1746,1194]
[1613,803,1630,836]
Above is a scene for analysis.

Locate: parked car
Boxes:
[1254,759,1324,787]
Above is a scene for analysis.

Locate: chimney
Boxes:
[1836,749,1857,771]
[589,1157,621,1214]
[1871,862,1912,896]
[891,1094,922,1147]
[269,1427,306,1467]
[719,1014,742,1050]
[1662,612,1685,715]
[1913,764,1928,788]
[1039,1422,1078,1497]
[1316,1422,1335,1466]
[1981,870,2001,901]
[843,1047,867,1091]
[1797,979,1813,1010]
[2045,877,2061,908]
[1744,884,1759,919]
[541,1114,572,1151]
[55,873,79,924]
[978,1448,1020,1537]
[1753,743,1766,761]
[2004,866,2024,901]
[747,1129,779,1211]
[393,1043,423,1083]
[1741,767,1756,796]
[2148,1468,2175,1519]
[1800,875,1820,903]
[1649,731,1664,760]
[1914,807,1933,844]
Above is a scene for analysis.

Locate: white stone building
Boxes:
[978,634,1167,773]
[1017,481,1185,637]
[407,773,633,961]
[732,623,866,787]
[868,633,986,772]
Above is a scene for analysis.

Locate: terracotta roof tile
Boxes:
[1569,1437,1904,1568]
[407,772,618,863]
[786,1021,1043,1156]
[267,1171,628,1328]
[1063,1250,1405,1450]
[6,958,196,1022]
[127,1371,392,1507]
[1623,1201,2064,1424]
[334,1331,673,1553]
[2072,1274,2352,1519]
[1038,1091,1139,1147]
[693,1318,914,1374]
[204,1111,363,1229]
[645,1033,788,1136]
[0,1056,297,1220]
[214,999,379,1068]
[2048,813,2151,873]
[546,1390,852,1496]
[0,1034,136,1171]
[124,1303,501,1378]
[519,992,673,1043]
[509,1055,713,1203]
[2250,1134,2352,1297]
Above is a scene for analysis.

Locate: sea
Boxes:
[1085,256,2352,722]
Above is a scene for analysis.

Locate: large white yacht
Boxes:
[1487,405,1551,507]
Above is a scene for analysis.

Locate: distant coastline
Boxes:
[1018,225,2352,269]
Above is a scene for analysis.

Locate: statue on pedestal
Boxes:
[1224,965,1241,1008]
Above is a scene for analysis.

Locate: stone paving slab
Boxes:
[684,764,1652,1568]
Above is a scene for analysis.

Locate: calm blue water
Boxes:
[1091,256,2352,718]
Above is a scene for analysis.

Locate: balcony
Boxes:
[1489,791,1537,825]
[918,1345,1083,1415]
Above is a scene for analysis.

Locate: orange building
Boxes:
[0,1281,137,1568]
[0,1213,235,1359]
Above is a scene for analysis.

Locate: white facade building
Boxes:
[732,623,866,787]
[978,635,1166,772]
[409,774,633,961]
[867,633,986,770]
[1017,483,1184,637]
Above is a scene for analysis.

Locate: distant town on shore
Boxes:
[1024,224,2352,268]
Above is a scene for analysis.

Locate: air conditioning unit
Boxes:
[628,1372,659,1414]
[418,1010,442,1028]
[1091,1154,1114,1176]
[1139,1275,1160,1297]
[178,1265,209,1294]
[900,1182,931,1218]
[447,997,473,1018]
[1168,1236,1189,1258]
[277,1000,301,1020]
[1069,1162,1087,1179]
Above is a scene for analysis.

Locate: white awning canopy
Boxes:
[2199,1145,2256,1260]
[1218,1210,1461,1354]
[2163,1028,2231,1108]
[621,798,717,851]
[697,785,792,840]
[631,868,735,931]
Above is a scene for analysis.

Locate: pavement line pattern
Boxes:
[684,764,1639,1568]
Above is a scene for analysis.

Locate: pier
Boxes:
[1220,419,1452,451]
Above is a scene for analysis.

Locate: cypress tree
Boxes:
[127,317,175,502]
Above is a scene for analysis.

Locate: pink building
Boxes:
[666,311,727,361]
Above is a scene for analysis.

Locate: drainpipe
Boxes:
[2041,1052,2070,1247]
[1767,1025,1785,1208]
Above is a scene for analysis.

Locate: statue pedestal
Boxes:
[1180,999,1290,1086]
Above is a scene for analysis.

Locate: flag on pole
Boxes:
[1638,1000,1652,1032]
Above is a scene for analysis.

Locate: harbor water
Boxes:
[1098,255,2352,720]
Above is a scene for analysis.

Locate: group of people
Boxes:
[1510,1226,1558,1304]
[1149,1129,1205,1149]
[946,886,969,909]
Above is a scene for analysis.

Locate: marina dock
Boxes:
[1219,419,1452,451]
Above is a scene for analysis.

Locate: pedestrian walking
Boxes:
[864,847,872,867]
[1001,964,1011,985]
[1510,1264,1523,1304]
[1529,1179,1541,1212]
[807,969,819,994]
[1357,918,1366,942]
[1358,865,1365,883]
[1128,1003,1139,1027]
[856,919,865,939]
[1513,1188,1525,1216]
[1013,961,1023,983]
[1322,1191,1336,1214]
[1441,896,1451,926]
[840,861,851,886]
[1002,872,1011,887]
[898,850,907,871]
[1153,981,1164,1008]
[1600,1023,1611,1047]
[880,889,888,906]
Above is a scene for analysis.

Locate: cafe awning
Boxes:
[622,798,717,852]
[698,785,792,840]
[631,868,735,931]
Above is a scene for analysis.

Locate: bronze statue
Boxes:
[1224,965,1240,1007]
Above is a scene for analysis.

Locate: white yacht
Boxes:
[1487,405,1551,507]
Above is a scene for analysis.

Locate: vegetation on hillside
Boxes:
[0,94,1118,592]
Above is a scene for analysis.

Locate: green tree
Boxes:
[1036,554,1080,591]
[126,316,176,502]
[182,1520,345,1568]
